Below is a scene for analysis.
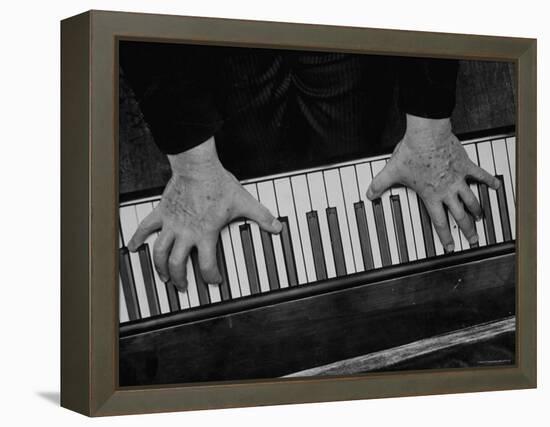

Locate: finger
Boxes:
[128,209,162,251]
[466,163,501,190]
[168,238,193,291]
[445,195,478,246]
[152,230,175,283]
[235,191,282,234]
[426,201,455,253]
[366,161,399,200]
[458,185,482,221]
[197,238,222,284]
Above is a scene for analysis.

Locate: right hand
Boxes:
[127,137,282,290]
[367,115,500,252]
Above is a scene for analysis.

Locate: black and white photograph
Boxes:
[117,40,517,386]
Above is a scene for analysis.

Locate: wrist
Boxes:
[167,136,222,178]
[404,114,452,149]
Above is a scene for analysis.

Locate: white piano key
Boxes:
[493,138,516,239]
[506,137,516,197]
[323,169,356,274]
[243,184,271,292]
[354,163,383,269]
[448,210,463,251]
[229,220,253,295]
[135,202,170,314]
[119,206,150,318]
[372,160,400,265]
[463,144,487,247]
[306,172,337,279]
[208,284,222,303]
[432,221,445,255]
[220,226,242,299]
[184,257,200,308]
[273,178,308,284]
[392,186,418,261]
[177,286,191,310]
[406,187,426,259]
[119,279,129,323]
[458,212,471,250]
[290,175,317,282]
[339,166,366,271]
[257,181,289,288]
[477,141,504,243]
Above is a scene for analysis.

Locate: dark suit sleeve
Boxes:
[119,41,223,155]
[398,58,459,119]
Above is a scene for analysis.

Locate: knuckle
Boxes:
[432,217,447,229]
[168,257,181,270]
[454,210,467,223]
[153,245,167,260]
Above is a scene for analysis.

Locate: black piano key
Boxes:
[164,282,181,312]
[190,249,211,305]
[326,207,347,276]
[390,195,409,263]
[353,201,374,270]
[216,240,232,301]
[495,175,513,241]
[307,210,328,280]
[260,230,280,291]
[417,195,436,258]
[372,199,392,267]
[279,217,299,286]
[119,247,141,321]
[137,244,161,316]
[240,224,261,294]
[479,183,496,245]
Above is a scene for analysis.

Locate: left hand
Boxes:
[367,114,500,252]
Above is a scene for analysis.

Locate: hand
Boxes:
[127,137,282,290]
[367,115,500,252]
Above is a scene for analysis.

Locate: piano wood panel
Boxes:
[119,248,515,386]
[284,316,515,377]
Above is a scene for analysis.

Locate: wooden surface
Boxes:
[118,59,516,195]
[284,316,515,377]
[119,249,515,386]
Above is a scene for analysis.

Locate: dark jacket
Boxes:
[120,42,458,176]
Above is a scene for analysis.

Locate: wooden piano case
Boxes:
[61,10,536,416]
[120,244,516,385]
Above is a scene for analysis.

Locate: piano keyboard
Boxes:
[118,132,516,324]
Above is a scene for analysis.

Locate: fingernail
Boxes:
[475,215,483,222]
[468,234,479,245]
[366,188,374,200]
[272,218,282,233]
[445,243,455,254]
[494,179,501,189]
[159,273,169,283]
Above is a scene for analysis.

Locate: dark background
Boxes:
[119,55,516,196]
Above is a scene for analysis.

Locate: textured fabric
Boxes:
[120,42,458,163]
[119,42,223,155]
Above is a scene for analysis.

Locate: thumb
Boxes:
[128,209,162,251]
[366,162,399,200]
[236,191,282,234]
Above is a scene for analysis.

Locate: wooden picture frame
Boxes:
[60,10,536,416]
